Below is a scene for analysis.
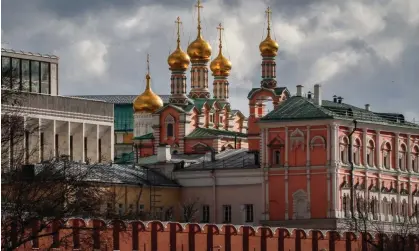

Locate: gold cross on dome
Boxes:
[216,23,224,48]
[175,17,182,47]
[146,53,150,75]
[195,0,204,34]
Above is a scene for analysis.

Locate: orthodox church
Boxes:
[131,2,254,157]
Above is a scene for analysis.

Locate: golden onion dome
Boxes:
[168,17,191,71]
[168,46,190,71]
[259,7,279,57]
[133,74,163,113]
[259,35,279,57]
[210,23,232,76]
[187,35,212,62]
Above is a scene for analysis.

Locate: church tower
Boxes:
[259,6,279,89]
[168,17,191,106]
[133,54,163,138]
[187,0,212,99]
[210,23,232,102]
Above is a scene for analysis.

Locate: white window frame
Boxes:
[223,205,232,223]
[202,204,210,223]
[245,204,254,223]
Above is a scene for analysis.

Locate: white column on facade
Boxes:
[38,118,42,162]
[376,130,381,168]
[285,169,289,220]
[96,124,100,162]
[332,168,338,218]
[23,116,28,163]
[285,127,289,167]
[327,125,330,165]
[306,126,310,166]
[53,120,57,158]
[363,128,368,167]
[395,133,400,170]
[265,128,269,166]
[407,134,412,172]
[330,123,338,166]
[378,174,382,220]
[82,123,85,163]
[111,124,115,161]
[408,178,412,215]
[327,172,331,217]
[307,169,311,218]
[68,122,71,157]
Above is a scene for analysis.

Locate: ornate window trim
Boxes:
[292,189,310,219]
[310,135,326,150]
[290,128,305,151]
[381,141,392,169]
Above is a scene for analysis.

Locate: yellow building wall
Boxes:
[123,132,133,144]
[109,184,181,220]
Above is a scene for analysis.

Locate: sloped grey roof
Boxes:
[72,95,170,104]
[32,161,179,187]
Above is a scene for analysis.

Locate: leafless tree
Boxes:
[341,192,419,251]
[180,198,200,222]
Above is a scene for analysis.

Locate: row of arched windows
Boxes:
[339,136,419,172]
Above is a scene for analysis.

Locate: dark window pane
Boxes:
[31,61,40,93]
[21,60,30,91]
[2,57,11,89]
[11,58,20,90]
[40,62,49,94]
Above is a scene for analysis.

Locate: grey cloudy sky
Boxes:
[2,0,419,120]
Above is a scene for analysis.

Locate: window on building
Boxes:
[220,115,223,124]
[40,132,44,162]
[165,115,175,137]
[106,203,113,216]
[128,204,134,215]
[210,114,214,123]
[245,204,254,223]
[137,204,145,215]
[118,204,124,216]
[412,146,419,172]
[11,58,20,90]
[223,205,232,223]
[274,150,280,165]
[382,142,391,169]
[30,61,40,93]
[202,205,210,223]
[399,144,406,171]
[84,137,88,163]
[40,62,50,94]
[69,135,73,161]
[55,134,59,157]
[367,140,375,167]
[21,60,30,92]
[340,137,349,164]
[2,56,11,88]
[353,138,361,165]
[167,123,173,137]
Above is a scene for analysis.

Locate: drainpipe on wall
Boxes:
[348,119,358,230]
[211,169,217,223]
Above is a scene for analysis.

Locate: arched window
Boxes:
[165,115,175,137]
[390,198,396,216]
[353,138,361,165]
[401,199,408,217]
[382,142,392,169]
[367,139,375,167]
[412,145,419,173]
[340,136,349,164]
[275,151,280,165]
[399,144,407,171]
[382,197,389,221]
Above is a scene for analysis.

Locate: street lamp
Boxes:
[348,119,358,229]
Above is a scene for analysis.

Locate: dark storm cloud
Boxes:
[1,0,418,120]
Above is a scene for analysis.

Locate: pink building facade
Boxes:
[254,85,419,229]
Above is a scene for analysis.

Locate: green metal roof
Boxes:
[115,104,134,131]
[261,96,419,129]
[247,87,289,99]
[133,133,154,140]
[185,127,247,139]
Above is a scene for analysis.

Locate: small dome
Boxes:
[187,35,212,62]
[133,75,163,113]
[259,35,279,57]
[210,52,232,76]
[168,47,190,71]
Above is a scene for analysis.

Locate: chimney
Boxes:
[365,104,370,111]
[307,91,312,99]
[296,85,303,97]
[157,144,171,162]
[333,95,337,103]
[337,96,343,104]
[314,84,322,106]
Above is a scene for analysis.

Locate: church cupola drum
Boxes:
[168,17,191,106]
[210,23,232,101]
[187,0,212,99]
[259,7,279,89]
